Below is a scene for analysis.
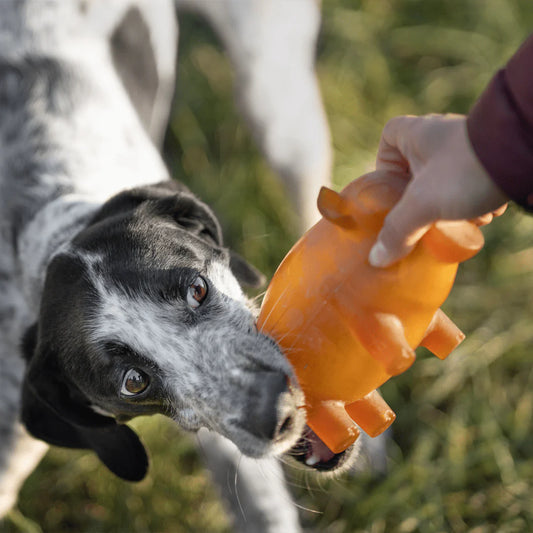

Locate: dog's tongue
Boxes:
[304,426,336,466]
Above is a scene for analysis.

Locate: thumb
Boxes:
[368,186,434,268]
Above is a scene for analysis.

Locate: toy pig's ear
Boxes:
[317,187,357,230]
[422,221,484,263]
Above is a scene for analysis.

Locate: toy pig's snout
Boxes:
[422,221,484,263]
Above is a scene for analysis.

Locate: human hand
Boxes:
[368,114,508,267]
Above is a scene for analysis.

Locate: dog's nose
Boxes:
[243,372,297,442]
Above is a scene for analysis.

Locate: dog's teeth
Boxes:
[305,454,320,466]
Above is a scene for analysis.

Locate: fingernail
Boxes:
[369,240,389,267]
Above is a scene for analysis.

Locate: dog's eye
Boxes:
[187,276,208,309]
[121,368,150,396]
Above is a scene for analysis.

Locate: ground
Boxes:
[4,1,533,531]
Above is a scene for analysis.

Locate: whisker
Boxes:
[267,318,302,343]
[305,469,315,498]
[250,290,267,306]
[234,453,246,522]
[292,501,323,515]
[256,285,290,334]
[255,457,310,492]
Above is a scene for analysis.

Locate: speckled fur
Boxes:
[0,1,344,531]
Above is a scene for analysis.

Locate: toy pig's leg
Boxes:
[345,390,396,438]
[421,308,465,360]
[347,310,416,376]
[306,399,360,454]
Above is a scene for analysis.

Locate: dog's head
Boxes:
[21,181,356,480]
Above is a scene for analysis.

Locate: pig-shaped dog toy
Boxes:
[257,171,484,454]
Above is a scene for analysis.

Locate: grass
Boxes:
[4,1,533,531]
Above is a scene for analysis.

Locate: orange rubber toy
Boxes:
[257,171,484,454]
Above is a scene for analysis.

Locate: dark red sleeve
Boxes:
[466,34,533,212]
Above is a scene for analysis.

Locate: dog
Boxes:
[0,1,357,531]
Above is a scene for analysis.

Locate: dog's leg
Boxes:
[0,424,48,518]
[0,329,47,518]
[0,262,48,518]
[176,0,331,230]
[197,429,301,533]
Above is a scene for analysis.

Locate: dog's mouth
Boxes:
[288,425,350,471]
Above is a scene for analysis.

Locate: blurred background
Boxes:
[5,1,533,531]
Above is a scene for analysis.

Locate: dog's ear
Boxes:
[146,192,224,247]
[92,181,224,246]
[229,251,266,288]
[21,326,148,481]
[21,378,148,481]
[89,180,188,223]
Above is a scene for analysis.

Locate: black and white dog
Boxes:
[0,1,356,531]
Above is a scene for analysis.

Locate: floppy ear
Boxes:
[89,180,189,223]
[21,325,148,481]
[148,192,223,247]
[91,180,224,246]
[229,251,266,288]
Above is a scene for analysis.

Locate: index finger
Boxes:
[376,116,418,173]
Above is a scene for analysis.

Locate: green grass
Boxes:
[4,1,533,531]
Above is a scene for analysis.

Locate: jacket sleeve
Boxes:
[466,34,533,212]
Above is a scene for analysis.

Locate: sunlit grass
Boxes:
[4,1,533,531]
